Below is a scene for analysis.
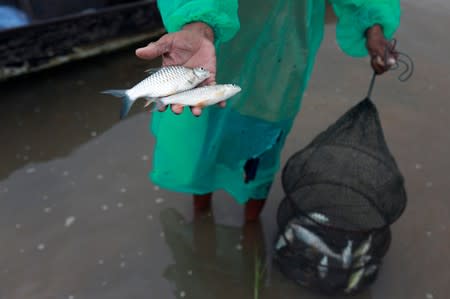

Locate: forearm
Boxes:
[329,0,401,57]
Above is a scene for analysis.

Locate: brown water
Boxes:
[0,1,449,298]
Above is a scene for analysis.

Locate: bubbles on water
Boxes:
[101,281,108,287]
[15,224,21,229]
[101,205,109,211]
[91,131,97,137]
[120,261,126,268]
[26,167,36,174]
[426,182,433,188]
[117,202,124,208]
[120,187,127,193]
[97,174,104,180]
[141,155,149,161]
[19,249,25,254]
[426,231,432,237]
[37,243,46,251]
[147,214,153,220]
[415,163,422,170]
[160,232,165,238]
[98,259,104,265]
[62,170,69,176]
[235,244,243,251]
[137,251,143,256]
[65,216,76,227]
[153,185,160,191]
[180,291,186,298]
[42,194,49,200]
[24,145,31,151]
[187,270,193,276]
[426,293,434,299]
[44,207,52,213]
[155,197,165,204]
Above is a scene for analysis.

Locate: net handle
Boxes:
[366,39,414,99]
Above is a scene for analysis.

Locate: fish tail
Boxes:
[101,89,133,119]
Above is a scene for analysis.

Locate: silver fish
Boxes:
[355,255,372,268]
[364,264,378,277]
[308,212,329,224]
[146,84,241,110]
[276,227,294,250]
[342,240,353,269]
[354,235,372,258]
[290,223,341,260]
[345,268,364,293]
[102,66,210,119]
[318,256,328,279]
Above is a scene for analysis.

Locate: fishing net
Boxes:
[273,46,413,294]
[273,98,406,294]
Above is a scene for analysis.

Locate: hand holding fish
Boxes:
[365,25,398,75]
[136,22,220,116]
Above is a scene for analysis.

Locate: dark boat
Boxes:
[0,0,164,81]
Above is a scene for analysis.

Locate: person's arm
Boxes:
[329,0,401,74]
[157,0,240,46]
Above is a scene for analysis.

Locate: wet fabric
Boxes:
[150,0,401,203]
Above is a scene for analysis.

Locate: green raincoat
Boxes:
[150,0,401,203]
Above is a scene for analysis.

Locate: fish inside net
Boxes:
[274,98,407,294]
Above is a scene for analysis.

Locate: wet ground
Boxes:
[0,1,449,299]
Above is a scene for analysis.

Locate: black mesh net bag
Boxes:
[273,97,408,295]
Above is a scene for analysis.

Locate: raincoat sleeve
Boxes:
[329,0,401,57]
[156,0,240,45]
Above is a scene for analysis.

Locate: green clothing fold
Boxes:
[149,0,401,203]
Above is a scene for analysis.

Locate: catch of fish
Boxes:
[275,213,378,293]
[101,65,241,119]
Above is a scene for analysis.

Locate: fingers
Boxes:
[136,35,172,60]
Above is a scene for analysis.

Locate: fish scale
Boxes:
[154,84,241,108]
[127,66,201,99]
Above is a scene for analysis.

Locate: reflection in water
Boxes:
[160,208,374,299]
[160,208,265,299]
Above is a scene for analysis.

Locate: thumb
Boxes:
[136,35,172,60]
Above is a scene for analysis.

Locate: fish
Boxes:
[290,223,342,260]
[345,268,365,293]
[355,255,372,268]
[364,264,378,277]
[101,66,210,119]
[354,235,372,258]
[307,212,329,224]
[342,240,353,269]
[318,256,328,279]
[145,84,241,111]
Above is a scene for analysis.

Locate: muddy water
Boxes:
[0,1,449,298]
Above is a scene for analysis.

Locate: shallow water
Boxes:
[0,1,449,298]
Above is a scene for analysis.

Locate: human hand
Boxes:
[136,22,222,116]
[365,25,398,75]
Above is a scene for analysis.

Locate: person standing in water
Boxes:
[136,0,400,223]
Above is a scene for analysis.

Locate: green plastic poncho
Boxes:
[150,0,401,203]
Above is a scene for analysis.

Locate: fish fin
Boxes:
[150,99,165,112]
[101,89,133,119]
[144,97,159,108]
[144,67,162,75]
